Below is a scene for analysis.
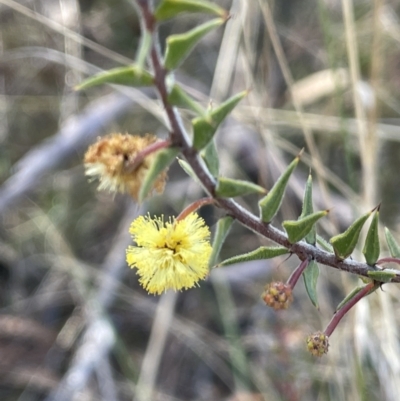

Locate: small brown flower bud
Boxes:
[262,282,293,310]
[306,331,329,357]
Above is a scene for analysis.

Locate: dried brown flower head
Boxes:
[306,331,329,357]
[84,133,167,200]
[262,281,293,310]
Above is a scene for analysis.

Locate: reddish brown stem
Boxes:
[287,258,309,289]
[325,281,375,337]
[125,139,171,173]
[176,198,215,221]
[376,257,400,266]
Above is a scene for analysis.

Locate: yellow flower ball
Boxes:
[126,213,212,295]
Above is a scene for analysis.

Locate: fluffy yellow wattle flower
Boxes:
[126,213,212,295]
[84,133,167,200]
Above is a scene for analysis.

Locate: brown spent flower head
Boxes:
[306,331,329,357]
[84,133,167,200]
[262,281,293,310]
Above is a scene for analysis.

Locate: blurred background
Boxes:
[1,0,400,400]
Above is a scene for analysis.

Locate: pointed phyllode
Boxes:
[164,18,225,71]
[209,216,234,267]
[168,84,207,116]
[367,269,396,283]
[139,147,179,202]
[215,177,266,198]
[192,90,248,150]
[136,31,152,68]
[75,65,154,91]
[300,173,316,245]
[177,158,201,186]
[316,234,334,252]
[154,0,227,21]
[298,175,320,307]
[258,152,302,223]
[303,260,319,308]
[362,206,380,266]
[218,246,288,267]
[384,227,400,258]
[200,140,219,177]
[283,210,329,244]
[329,207,374,260]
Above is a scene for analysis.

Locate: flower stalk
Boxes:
[125,139,171,173]
[287,258,310,289]
[376,257,400,266]
[324,281,375,337]
[176,197,215,221]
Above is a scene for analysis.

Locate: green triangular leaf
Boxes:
[218,246,289,267]
[317,234,334,252]
[164,18,225,71]
[139,147,179,202]
[367,269,396,283]
[362,207,380,266]
[283,210,329,244]
[177,158,196,179]
[200,140,219,177]
[136,31,152,68]
[209,216,234,267]
[384,227,400,258]
[75,65,154,90]
[330,209,373,259]
[155,0,227,21]
[303,260,319,308]
[168,84,206,116]
[300,174,316,245]
[192,90,248,150]
[258,153,301,223]
[215,177,266,198]
[177,158,206,188]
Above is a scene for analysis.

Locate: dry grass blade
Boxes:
[135,291,178,401]
[257,0,332,219]
[0,0,132,65]
[341,0,374,209]
[209,0,242,101]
